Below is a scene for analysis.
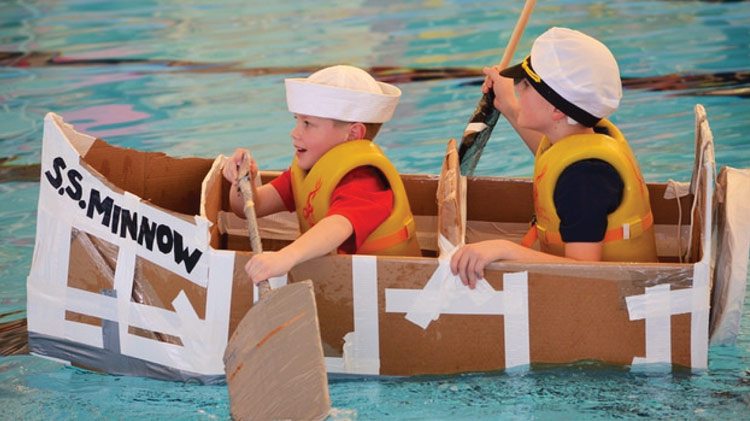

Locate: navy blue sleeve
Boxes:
[553,159,624,243]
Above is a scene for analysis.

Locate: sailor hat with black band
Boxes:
[285,65,401,123]
[500,27,622,127]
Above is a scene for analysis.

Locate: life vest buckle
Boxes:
[622,223,631,239]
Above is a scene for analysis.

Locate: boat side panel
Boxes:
[282,256,699,376]
[81,139,214,216]
[378,258,506,375]
[290,256,356,358]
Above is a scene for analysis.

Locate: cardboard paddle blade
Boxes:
[224,280,330,421]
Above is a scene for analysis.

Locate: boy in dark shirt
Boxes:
[452,27,658,288]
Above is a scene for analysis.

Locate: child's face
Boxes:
[514,79,554,132]
[290,114,353,170]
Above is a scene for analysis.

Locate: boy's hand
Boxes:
[450,240,505,289]
[244,251,294,285]
[222,148,257,183]
[482,66,517,116]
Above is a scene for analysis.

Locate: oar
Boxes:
[458,0,537,175]
[223,160,330,421]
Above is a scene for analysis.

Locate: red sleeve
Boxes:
[269,168,296,212]
[327,166,393,254]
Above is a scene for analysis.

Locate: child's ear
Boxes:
[550,108,568,122]
[348,122,367,140]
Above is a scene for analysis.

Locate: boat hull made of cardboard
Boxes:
[26,109,748,384]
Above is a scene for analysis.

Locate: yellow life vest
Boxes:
[528,119,658,262]
[289,139,421,257]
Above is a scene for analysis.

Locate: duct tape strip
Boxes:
[252,274,288,304]
[400,234,495,329]
[465,122,488,133]
[628,284,671,365]
[324,357,345,373]
[27,214,74,338]
[204,250,235,358]
[691,261,710,370]
[386,270,530,370]
[112,242,137,359]
[100,289,120,354]
[116,250,235,375]
[386,289,504,315]
[626,274,710,367]
[341,255,380,375]
[502,271,530,369]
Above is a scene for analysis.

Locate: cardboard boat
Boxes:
[26,107,749,384]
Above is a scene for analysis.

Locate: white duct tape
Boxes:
[62,319,105,349]
[204,250,235,350]
[402,235,494,328]
[27,213,74,338]
[691,261,710,370]
[628,284,672,365]
[170,291,216,371]
[113,242,137,356]
[386,269,530,370]
[65,288,118,321]
[54,246,235,375]
[127,249,235,375]
[269,274,288,289]
[324,357,345,373]
[386,288,503,315]
[502,271,530,369]
[340,255,380,375]
[691,152,713,369]
[465,122,488,134]
[252,274,288,304]
[626,274,710,368]
[63,288,114,348]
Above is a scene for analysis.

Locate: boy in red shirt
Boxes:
[223,65,421,285]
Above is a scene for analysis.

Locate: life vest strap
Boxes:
[522,211,654,247]
[357,220,415,255]
[520,224,538,248]
[602,210,654,243]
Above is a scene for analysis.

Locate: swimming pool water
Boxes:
[2,0,750,419]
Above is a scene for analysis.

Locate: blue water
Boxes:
[2,0,750,419]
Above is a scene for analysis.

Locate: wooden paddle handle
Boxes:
[497,0,536,70]
[237,160,272,298]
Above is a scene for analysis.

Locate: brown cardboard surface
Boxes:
[527,272,646,365]
[438,139,463,245]
[402,174,441,217]
[68,229,116,294]
[65,310,102,327]
[671,313,692,367]
[650,184,694,225]
[379,258,507,375]
[136,257,207,319]
[228,252,254,339]
[290,255,355,357]
[82,139,213,216]
[259,254,700,375]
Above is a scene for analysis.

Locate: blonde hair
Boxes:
[363,123,382,140]
[333,120,383,140]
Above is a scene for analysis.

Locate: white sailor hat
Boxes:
[285,65,401,123]
[501,27,622,127]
